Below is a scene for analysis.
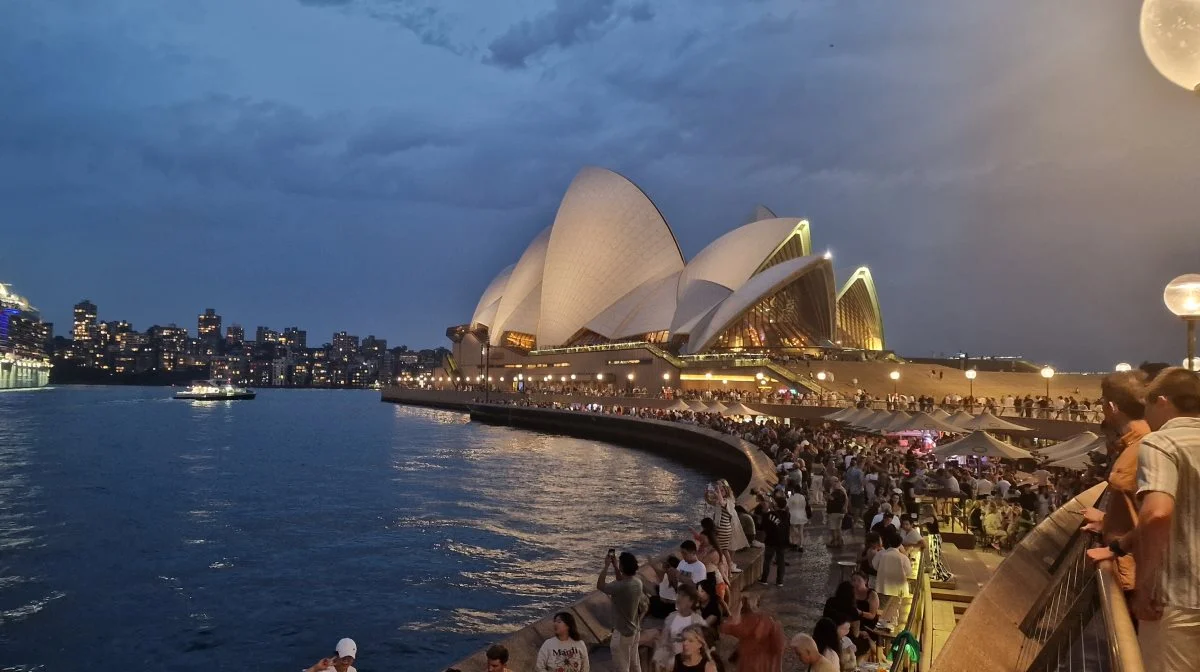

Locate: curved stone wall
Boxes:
[381,389,776,671]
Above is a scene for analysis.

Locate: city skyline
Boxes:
[4,2,1200,369]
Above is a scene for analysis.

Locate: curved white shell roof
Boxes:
[459,167,883,356]
[470,264,514,328]
[677,218,810,299]
[489,227,551,345]
[670,280,733,336]
[685,255,834,354]
[536,167,685,347]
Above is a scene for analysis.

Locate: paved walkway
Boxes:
[751,508,864,670]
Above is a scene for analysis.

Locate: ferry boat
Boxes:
[0,283,51,391]
[174,380,256,401]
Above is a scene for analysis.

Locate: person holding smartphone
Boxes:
[304,638,357,672]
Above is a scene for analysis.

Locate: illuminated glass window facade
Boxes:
[754,224,811,275]
[835,269,885,351]
[707,270,834,351]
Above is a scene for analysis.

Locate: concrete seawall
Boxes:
[381,388,776,671]
[380,387,1097,440]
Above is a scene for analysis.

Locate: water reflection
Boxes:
[1,388,713,671]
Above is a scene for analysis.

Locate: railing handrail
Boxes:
[890,544,930,672]
[1096,559,1143,672]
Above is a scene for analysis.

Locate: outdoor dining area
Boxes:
[819,405,1108,536]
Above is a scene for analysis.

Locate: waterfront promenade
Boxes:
[382,387,1023,671]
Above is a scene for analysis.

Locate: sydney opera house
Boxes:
[443,167,886,390]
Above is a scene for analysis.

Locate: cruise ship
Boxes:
[0,283,51,390]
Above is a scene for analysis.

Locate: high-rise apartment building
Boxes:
[332,331,359,361]
[255,326,279,344]
[72,300,98,353]
[198,309,221,342]
[226,324,245,347]
[282,327,307,350]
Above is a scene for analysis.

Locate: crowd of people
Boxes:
[335,366,1200,671]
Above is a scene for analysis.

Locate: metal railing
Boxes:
[890,546,931,672]
[1012,491,1143,672]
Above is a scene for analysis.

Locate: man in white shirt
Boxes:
[872,530,913,598]
[1032,466,1052,486]
[676,540,708,584]
[974,476,994,498]
[945,472,960,494]
[1128,368,1200,672]
[996,475,1012,499]
[899,516,925,550]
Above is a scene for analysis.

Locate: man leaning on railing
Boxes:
[1088,367,1200,672]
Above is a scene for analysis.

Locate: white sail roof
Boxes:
[490,227,551,345]
[537,167,685,347]
[470,264,514,328]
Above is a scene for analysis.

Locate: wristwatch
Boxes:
[1108,539,1127,557]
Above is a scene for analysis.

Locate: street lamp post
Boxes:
[626,372,635,396]
[965,369,977,411]
[1041,366,1055,399]
[481,343,491,403]
[1164,274,1200,372]
[889,370,900,400]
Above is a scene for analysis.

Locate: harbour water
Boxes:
[0,387,712,671]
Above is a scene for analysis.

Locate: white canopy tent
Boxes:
[706,400,729,413]
[1046,436,1107,465]
[930,408,954,422]
[838,408,878,426]
[894,412,966,433]
[686,399,710,412]
[824,407,857,421]
[877,411,915,434]
[1031,432,1100,460]
[663,398,693,412]
[1049,444,1106,470]
[722,402,765,417]
[945,411,976,429]
[957,412,1033,432]
[853,410,898,431]
[933,431,1034,460]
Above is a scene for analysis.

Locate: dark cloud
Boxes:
[3,1,1199,368]
[487,0,625,69]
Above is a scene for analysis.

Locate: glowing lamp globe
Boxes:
[889,371,900,381]
[965,369,978,380]
[817,371,827,381]
[1164,274,1200,317]
[1041,366,1055,379]
[1141,0,1200,92]
[1115,362,1133,372]
[1184,357,1200,369]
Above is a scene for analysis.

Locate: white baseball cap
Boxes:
[336,638,357,659]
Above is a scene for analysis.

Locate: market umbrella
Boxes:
[823,407,857,421]
[945,411,976,429]
[893,412,966,433]
[663,398,693,412]
[837,408,877,425]
[1031,432,1099,459]
[851,410,894,431]
[957,411,1033,432]
[1050,444,1106,470]
[876,411,915,434]
[686,399,710,412]
[706,400,729,413]
[930,408,953,422]
[932,431,1034,460]
[722,402,764,417]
